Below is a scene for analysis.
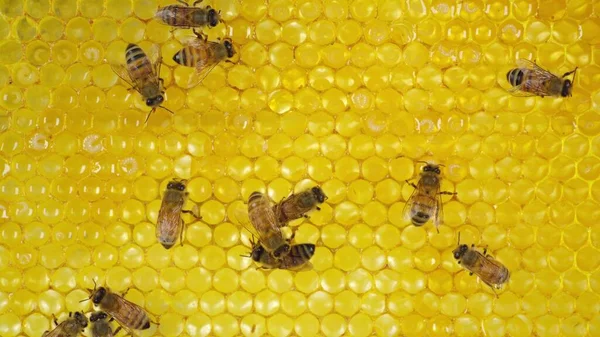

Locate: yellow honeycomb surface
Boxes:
[0,0,600,336]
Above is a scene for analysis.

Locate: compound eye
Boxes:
[435,168,440,174]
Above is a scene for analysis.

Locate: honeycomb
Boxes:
[0,0,599,336]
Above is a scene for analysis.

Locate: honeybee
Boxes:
[172,31,236,87]
[246,236,316,270]
[156,178,200,249]
[155,0,223,29]
[507,59,577,97]
[85,283,151,331]
[43,312,88,337]
[247,191,291,258]
[404,162,456,232]
[274,186,327,224]
[453,233,510,294]
[90,312,120,337]
[111,43,173,123]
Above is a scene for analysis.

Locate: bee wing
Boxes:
[289,261,313,271]
[157,200,184,230]
[186,38,221,88]
[402,181,421,222]
[110,63,137,90]
[109,295,148,329]
[473,253,508,287]
[231,207,263,242]
[41,324,65,337]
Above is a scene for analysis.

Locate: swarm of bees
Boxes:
[42,0,588,329]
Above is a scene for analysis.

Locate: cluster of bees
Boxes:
[113,0,235,122]
[42,1,580,336]
[43,282,151,337]
[117,0,578,125]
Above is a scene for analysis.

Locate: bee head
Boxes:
[89,311,108,322]
[167,180,186,191]
[208,8,220,27]
[92,287,107,305]
[74,311,88,327]
[561,79,573,97]
[223,39,236,58]
[311,186,327,203]
[453,244,469,260]
[251,244,264,262]
[146,95,164,108]
[422,164,441,175]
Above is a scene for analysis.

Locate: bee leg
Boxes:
[144,111,153,124]
[113,326,122,336]
[177,0,189,5]
[562,68,578,78]
[439,191,457,195]
[182,209,202,220]
[469,272,473,276]
[405,180,418,189]
[193,29,209,41]
[316,206,321,211]
[180,218,185,246]
[52,314,59,325]
[121,287,131,297]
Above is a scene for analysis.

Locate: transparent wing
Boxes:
[187,62,219,88]
[185,38,221,88]
[111,296,148,328]
[110,63,136,89]
[516,59,558,81]
[402,181,421,222]
[231,207,260,239]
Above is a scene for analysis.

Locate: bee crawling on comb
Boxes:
[403,161,456,233]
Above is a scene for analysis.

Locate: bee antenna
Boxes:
[457,232,461,245]
[159,105,176,115]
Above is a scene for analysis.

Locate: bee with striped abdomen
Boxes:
[156,178,201,249]
[274,186,327,224]
[85,282,151,331]
[172,31,236,87]
[155,0,223,29]
[42,312,88,337]
[111,43,173,123]
[507,59,577,97]
[90,312,120,337]
[453,233,510,295]
[246,191,291,259]
[404,162,456,233]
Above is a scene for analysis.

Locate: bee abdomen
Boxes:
[507,68,524,87]
[158,5,179,26]
[291,244,316,259]
[132,312,151,330]
[411,211,430,226]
